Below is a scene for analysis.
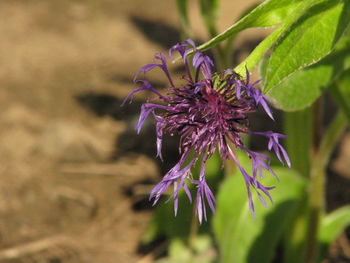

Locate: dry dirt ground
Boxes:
[0,1,349,263]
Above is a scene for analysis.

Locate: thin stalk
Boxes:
[222,36,236,68]
[304,112,347,263]
[188,201,199,250]
[211,43,225,72]
[330,82,350,122]
[207,24,225,71]
[176,0,191,39]
[283,108,312,263]
[312,97,324,153]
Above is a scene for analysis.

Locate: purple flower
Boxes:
[252,131,291,167]
[123,40,290,223]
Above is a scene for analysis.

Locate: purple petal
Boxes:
[133,63,159,81]
[183,183,192,203]
[173,182,179,216]
[235,79,243,99]
[268,138,274,150]
[196,191,203,224]
[136,103,170,133]
[204,183,216,213]
[169,39,196,59]
[260,99,274,120]
[245,66,250,85]
[257,192,268,208]
[135,52,175,87]
[154,114,165,160]
[121,80,167,107]
[225,68,233,74]
[193,52,204,69]
[280,145,291,167]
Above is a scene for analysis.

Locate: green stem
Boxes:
[304,112,347,263]
[188,201,199,251]
[206,23,226,71]
[312,97,324,152]
[222,36,236,68]
[176,0,191,39]
[330,82,350,122]
[284,108,312,177]
[282,106,314,263]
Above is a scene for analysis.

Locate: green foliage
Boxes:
[282,199,309,263]
[263,0,350,111]
[234,0,327,75]
[264,0,350,92]
[319,206,350,260]
[166,1,350,263]
[266,40,350,111]
[156,236,215,263]
[198,0,304,52]
[195,0,329,74]
[213,153,306,263]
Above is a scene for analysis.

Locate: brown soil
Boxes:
[0,1,348,263]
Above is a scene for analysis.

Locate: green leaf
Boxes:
[168,239,192,262]
[156,236,215,263]
[266,36,350,111]
[282,197,309,263]
[264,0,350,93]
[319,206,350,260]
[234,0,327,76]
[197,0,319,53]
[213,153,306,263]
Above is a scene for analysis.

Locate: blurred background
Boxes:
[0,0,349,262]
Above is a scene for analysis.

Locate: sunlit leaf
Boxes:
[213,153,306,263]
[198,0,324,53]
[319,206,350,260]
[263,0,350,94]
[265,35,350,111]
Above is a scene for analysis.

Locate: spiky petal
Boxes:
[123,40,290,223]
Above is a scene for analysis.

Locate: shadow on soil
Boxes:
[76,92,180,176]
[130,15,181,50]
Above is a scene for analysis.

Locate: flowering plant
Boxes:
[124,40,290,223]
[125,0,350,263]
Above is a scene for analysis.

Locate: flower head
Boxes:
[123,40,290,223]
